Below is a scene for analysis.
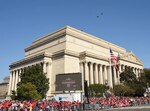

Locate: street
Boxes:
[102,104,150,111]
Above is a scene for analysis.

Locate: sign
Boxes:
[54,92,82,102]
[55,73,82,91]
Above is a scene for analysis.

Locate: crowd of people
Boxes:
[0,96,150,111]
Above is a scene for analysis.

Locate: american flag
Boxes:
[110,48,120,73]
[110,48,118,65]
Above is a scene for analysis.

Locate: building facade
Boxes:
[0,76,9,99]
[8,26,143,98]
[0,82,9,97]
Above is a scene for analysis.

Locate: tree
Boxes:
[88,84,107,97]
[18,64,49,99]
[136,68,150,96]
[113,85,135,97]
[133,81,145,97]
[119,67,149,97]
[10,90,17,100]
[17,82,41,101]
[139,68,150,86]
[120,67,137,84]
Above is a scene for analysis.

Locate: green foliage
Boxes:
[17,82,41,101]
[113,85,135,97]
[133,81,145,97]
[139,68,150,86]
[144,69,150,82]
[88,84,107,97]
[10,90,17,100]
[135,68,150,96]
[18,64,49,99]
[120,67,137,85]
[118,67,150,97]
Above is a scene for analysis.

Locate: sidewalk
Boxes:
[104,105,150,111]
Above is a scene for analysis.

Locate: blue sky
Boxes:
[0,0,150,81]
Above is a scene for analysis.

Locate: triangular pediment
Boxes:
[119,51,143,65]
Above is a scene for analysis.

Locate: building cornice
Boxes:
[10,52,52,69]
[52,49,109,62]
[119,51,143,66]
[25,33,66,52]
[52,49,79,59]
[79,51,109,62]
[10,50,79,69]
[121,60,143,67]
[0,82,9,85]
[25,25,126,53]
[66,26,126,53]
[10,49,110,69]
[119,58,143,66]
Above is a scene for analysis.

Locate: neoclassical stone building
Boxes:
[8,26,143,98]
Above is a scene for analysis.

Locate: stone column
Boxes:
[108,65,113,88]
[113,67,117,85]
[8,71,13,95]
[15,70,19,92]
[118,65,121,84]
[84,62,89,85]
[45,63,48,78]
[90,62,94,84]
[140,69,143,76]
[138,69,140,77]
[106,66,109,84]
[11,71,15,91]
[133,67,135,74]
[104,65,107,84]
[123,65,125,71]
[95,63,99,84]
[46,62,52,97]
[119,65,122,73]
[102,66,105,84]
[99,65,103,84]
[17,70,20,83]
[18,69,22,82]
[80,62,84,92]
[134,68,136,77]
[137,69,140,77]
[98,65,100,84]
[135,68,138,78]
[116,69,119,84]
[43,62,47,74]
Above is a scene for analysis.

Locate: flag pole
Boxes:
[109,48,113,89]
